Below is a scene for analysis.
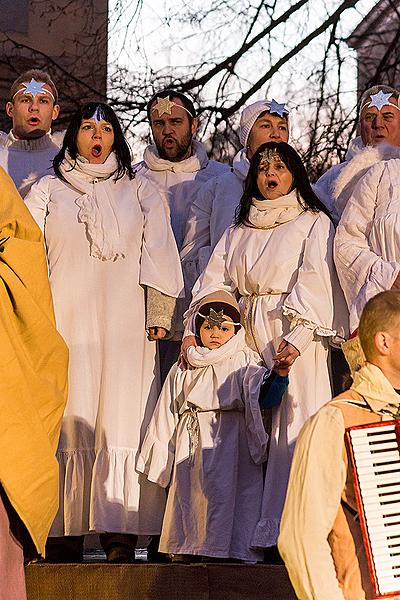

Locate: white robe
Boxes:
[135,140,228,251]
[137,328,268,561]
[25,171,184,536]
[135,140,228,338]
[186,209,338,546]
[334,158,400,332]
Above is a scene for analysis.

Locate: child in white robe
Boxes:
[137,291,288,562]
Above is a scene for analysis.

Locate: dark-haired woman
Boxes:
[184,142,342,552]
[25,102,184,562]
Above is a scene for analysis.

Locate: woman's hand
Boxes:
[147,327,168,341]
[273,340,299,370]
[179,335,198,369]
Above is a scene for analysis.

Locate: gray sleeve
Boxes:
[145,286,177,338]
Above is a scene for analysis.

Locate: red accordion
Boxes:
[346,420,400,598]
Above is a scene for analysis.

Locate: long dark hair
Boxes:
[53,102,134,181]
[234,141,332,226]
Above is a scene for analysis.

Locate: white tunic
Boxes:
[135,140,229,251]
[187,209,338,546]
[334,158,400,332]
[137,328,268,561]
[135,140,228,338]
[25,171,184,536]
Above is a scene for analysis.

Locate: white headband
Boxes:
[151,96,194,118]
[360,90,400,113]
[12,78,55,102]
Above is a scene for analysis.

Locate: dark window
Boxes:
[0,0,28,33]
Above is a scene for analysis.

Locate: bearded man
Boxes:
[136,89,228,381]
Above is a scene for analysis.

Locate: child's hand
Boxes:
[273,363,291,377]
[179,335,198,369]
[273,340,299,372]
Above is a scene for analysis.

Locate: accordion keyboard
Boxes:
[348,422,400,597]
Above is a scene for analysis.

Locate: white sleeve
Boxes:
[136,176,184,298]
[334,162,400,327]
[278,405,346,600]
[282,214,338,353]
[24,176,52,233]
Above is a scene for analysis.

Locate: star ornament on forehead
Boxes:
[13,78,55,102]
[198,308,240,328]
[89,106,104,124]
[266,99,289,118]
[259,148,281,169]
[151,96,193,118]
[361,90,400,113]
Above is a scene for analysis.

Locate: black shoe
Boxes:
[147,535,170,563]
[99,533,137,564]
[106,545,135,563]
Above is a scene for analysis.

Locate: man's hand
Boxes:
[147,327,168,341]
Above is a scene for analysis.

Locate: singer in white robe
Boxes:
[184,142,341,548]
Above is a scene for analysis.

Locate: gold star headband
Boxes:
[198,308,240,328]
[151,96,194,118]
[12,78,55,102]
[259,148,282,170]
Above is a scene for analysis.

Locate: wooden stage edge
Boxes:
[26,562,298,600]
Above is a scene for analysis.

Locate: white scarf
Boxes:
[143,139,209,173]
[59,152,127,261]
[245,189,304,229]
[186,326,248,369]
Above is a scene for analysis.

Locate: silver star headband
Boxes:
[198,308,240,328]
[151,96,194,118]
[266,99,289,118]
[360,90,400,113]
[12,78,55,102]
[259,148,282,169]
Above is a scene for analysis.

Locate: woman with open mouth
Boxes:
[24,102,184,564]
[183,141,344,560]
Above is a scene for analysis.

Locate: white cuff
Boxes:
[283,325,314,355]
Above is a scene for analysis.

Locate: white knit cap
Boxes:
[239,99,289,147]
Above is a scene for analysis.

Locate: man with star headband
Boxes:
[0,69,61,197]
[334,83,400,363]
[181,98,290,296]
[136,89,228,372]
[315,84,400,225]
[135,87,228,561]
